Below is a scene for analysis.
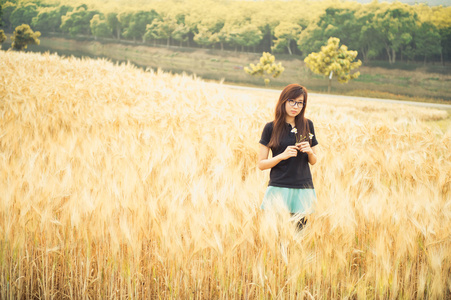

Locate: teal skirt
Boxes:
[261,186,316,214]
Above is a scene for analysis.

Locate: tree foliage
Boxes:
[106,12,121,40]
[1,2,18,30]
[123,10,158,42]
[10,3,39,29]
[414,22,441,63]
[90,14,112,40]
[272,21,302,55]
[2,0,451,63]
[230,23,262,51]
[244,52,284,86]
[11,24,41,51]
[145,14,177,46]
[304,37,361,92]
[0,30,6,45]
[299,6,361,57]
[61,6,99,36]
[369,4,418,64]
[193,24,215,48]
[32,6,69,33]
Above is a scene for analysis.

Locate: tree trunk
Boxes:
[167,37,170,47]
[287,44,292,55]
[385,48,391,63]
[392,48,396,64]
[220,42,223,51]
[268,30,272,53]
[361,48,368,63]
[328,71,333,93]
[385,45,392,64]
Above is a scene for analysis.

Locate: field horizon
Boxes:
[1,50,450,298]
[3,35,451,104]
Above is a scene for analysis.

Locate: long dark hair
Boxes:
[267,84,310,148]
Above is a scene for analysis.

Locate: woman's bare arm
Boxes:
[258,144,298,170]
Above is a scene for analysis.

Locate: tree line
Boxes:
[1,0,451,64]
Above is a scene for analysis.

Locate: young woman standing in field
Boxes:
[258,83,318,230]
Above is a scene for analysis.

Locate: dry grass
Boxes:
[0,50,450,299]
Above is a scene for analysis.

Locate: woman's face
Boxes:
[285,95,304,118]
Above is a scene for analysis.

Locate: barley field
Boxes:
[0,50,450,299]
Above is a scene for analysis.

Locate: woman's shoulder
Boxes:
[263,121,275,129]
[306,118,314,126]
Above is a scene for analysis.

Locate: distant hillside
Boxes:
[353,0,450,6]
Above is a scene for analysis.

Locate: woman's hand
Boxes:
[296,142,313,155]
[279,145,299,160]
[258,144,299,170]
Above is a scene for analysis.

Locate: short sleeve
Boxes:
[309,120,318,147]
[259,122,273,146]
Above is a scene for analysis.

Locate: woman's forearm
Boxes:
[308,152,317,165]
[258,154,283,170]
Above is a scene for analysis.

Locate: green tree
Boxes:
[304,37,361,93]
[11,24,41,51]
[60,6,99,36]
[272,21,302,55]
[0,30,7,47]
[252,7,287,53]
[165,12,190,47]
[191,14,225,49]
[90,14,112,40]
[118,11,132,39]
[357,5,385,62]
[172,23,189,47]
[229,23,262,52]
[31,6,65,33]
[298,7,362,58]
[123,10,159,43]
[415,22,441,64]
[10,3,38,29]
[439,26,451,64]
[106,12,121,40]
[424,7,451,64]
[370,4,418,64]
[244,52,284,86]
[193,24,213,48]
[1,2,17,30]
[144,14,177,47]
[212,27,229,51]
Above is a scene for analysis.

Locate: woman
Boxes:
[258,83,318,230]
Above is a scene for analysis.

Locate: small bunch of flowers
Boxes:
[291,127,314,144]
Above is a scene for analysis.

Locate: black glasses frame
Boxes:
[287,99,304,108]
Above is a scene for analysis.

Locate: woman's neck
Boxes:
[286,116,295,126]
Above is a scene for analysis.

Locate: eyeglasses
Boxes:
[287,99,304,108]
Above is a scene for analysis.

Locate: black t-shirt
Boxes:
[259,119,318,189]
